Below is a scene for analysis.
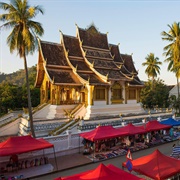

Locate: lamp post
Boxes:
[119,113,122,121]
[157,116,161,122]
[142,118,146,129]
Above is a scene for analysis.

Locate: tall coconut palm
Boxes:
[164,54,180,97]
[142,53,162,81]
[0,0,44,137]
[161,22,180,65]
[161,22,180,112]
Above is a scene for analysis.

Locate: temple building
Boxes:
[35,24,144,119]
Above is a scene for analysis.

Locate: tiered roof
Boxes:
[35,24,143,87]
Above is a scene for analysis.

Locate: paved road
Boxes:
[30,140,177,180]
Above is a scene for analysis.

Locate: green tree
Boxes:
[0,82,23,112]
[0,0,44,137]
[161,22,180,101]
[142,53,162,81]
[140,79,169,109]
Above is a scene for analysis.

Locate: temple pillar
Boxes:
[122,83,126,104]
[87,85,94,106]
[108,86,111,105]
[136,88,138,103]
[56,86,60,105]
[125,86,128,104]
[45,81,49,103]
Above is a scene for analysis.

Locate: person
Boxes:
[9,154,19,171]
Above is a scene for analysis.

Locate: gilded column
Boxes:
[56,86,60,105]
[88,85,94,106]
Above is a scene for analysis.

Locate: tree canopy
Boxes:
[0,0,44,137]
[140,79,169,109]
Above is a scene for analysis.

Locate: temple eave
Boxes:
[54,83,82,86]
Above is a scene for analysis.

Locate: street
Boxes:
[30,140,176,180]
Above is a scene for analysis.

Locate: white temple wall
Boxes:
[0,119,20,136]
[127,100,137,104]
[93,101,107,106]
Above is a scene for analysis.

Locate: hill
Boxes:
[0,66,37,86]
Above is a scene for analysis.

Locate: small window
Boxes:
[129,89,136,99]
[96,89,105,100]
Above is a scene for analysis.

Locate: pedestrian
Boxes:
[9,154,19,171]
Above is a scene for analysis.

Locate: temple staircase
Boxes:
[84,103,145,120]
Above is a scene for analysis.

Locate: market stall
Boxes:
[0,135,57,179]
[80,126,129,161]
[122,149,180,180]
[54,163,143,180]
[160,117,180,126]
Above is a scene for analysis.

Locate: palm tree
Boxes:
[161,22,180,113]
[0,0,44,137]
[164,54,180,98]
[142,53,162,81]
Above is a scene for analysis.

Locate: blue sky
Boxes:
[0,0,180,85]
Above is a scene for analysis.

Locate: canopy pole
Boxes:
[79,135,80,154]
[53,146,58,171]
[93,142,95,162]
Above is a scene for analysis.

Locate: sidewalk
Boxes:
[49,153,92,171]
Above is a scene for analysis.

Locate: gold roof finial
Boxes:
[65,49,69,56]
[92,60,95,67]
[80,39,83,46]
[119,64,122,69]
[75,64,78,71]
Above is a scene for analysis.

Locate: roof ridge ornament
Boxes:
[118,64,122,69]
[92,60,95,67]
[75,64,78,71]
[80,39,83,46]
[65,49,69,56]
[131,71,135,79]
[88,76,90,82]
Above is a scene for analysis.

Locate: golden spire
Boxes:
[75,64,78,71]
[65,49,69,56]
[92,60,95,67]
[80,39,83,46]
